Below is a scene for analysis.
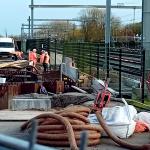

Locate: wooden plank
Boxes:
[0,60,27,68]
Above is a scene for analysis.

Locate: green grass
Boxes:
[127,99,150,111]
[144,100,150,105]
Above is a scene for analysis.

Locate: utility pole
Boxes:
[31,0,34,38]
[142,0,150,74]
[28,16,31,39]
[142,0,150,102]
[21,28,23,50]
[5,29,8,37]
[54,37,57,69]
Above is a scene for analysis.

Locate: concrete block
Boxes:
[10,94,52,111]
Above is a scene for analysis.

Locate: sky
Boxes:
[0,0,142,36]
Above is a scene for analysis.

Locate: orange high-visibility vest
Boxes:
[32,52,37,64]
[43,54,50,64]
[28,51,33,61]
[40,53,45,63]
[29,51,37,65]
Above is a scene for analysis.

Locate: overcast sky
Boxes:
[0,0,142,36]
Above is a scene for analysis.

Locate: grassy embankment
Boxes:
[128,99,150,111]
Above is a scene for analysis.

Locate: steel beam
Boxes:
[29,4,141,9]
[23,24,52,27]
[23,27,52,29]
[27,18,81,22]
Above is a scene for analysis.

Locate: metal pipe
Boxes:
[0,134,56,150]
[29,120,37,150]
[71,85,87,94]
[29,4,141,9]
[79,131,88,150]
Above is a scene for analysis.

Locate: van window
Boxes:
[0,42,14,48]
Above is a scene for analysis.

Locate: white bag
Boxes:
[29,61,33,66]
[102,98,137,138]
[134,112,150,130]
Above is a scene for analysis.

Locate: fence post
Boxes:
[54,38,57,69]
[106,43,110,78]
[47,37,50,58]
[141,48,145,103]
[89,43,92,75]
[62,42,65,63]
[96,44,100,79]
[77,42,80,69]
[119,48,122,98]
[82,43,85,72]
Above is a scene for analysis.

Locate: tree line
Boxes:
[11,8,142,43]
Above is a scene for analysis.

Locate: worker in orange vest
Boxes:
[40,50,45,64]
[12,50,23,60]
[16,50,23,60]
[43,51,50,72]
[28,48,37,67]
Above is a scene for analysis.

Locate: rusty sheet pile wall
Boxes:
[0,83,39,110]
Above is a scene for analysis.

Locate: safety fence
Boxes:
[63,42,144,77]
[63,42,145,100]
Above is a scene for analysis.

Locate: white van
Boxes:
[0,37,15,56]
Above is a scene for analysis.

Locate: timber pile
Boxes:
[0,60,28,69]
[21,106,102,150]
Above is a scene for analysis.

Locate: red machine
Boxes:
[93,78,111,111]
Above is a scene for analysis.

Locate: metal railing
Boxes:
[0,121,57,150]
[63,42,145,100]
[0,120,88,150]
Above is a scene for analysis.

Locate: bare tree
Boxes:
[79,8,122,42]
[33,21,74,40]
